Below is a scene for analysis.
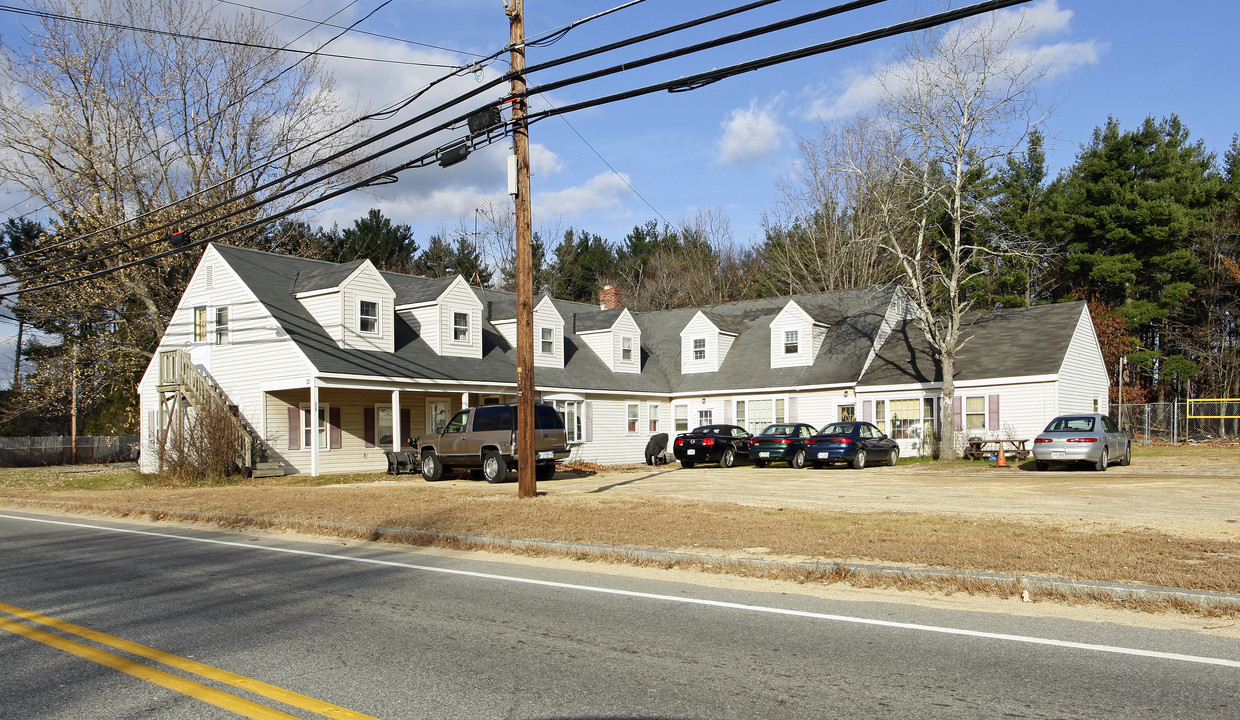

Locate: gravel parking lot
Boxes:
[543,455,1240,541]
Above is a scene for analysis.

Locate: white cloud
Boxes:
[716,99,787,165]
[536,173,632,218]
[804,0,1104,121]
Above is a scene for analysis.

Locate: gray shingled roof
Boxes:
[291,259,365,293]
[859,302,1087,385]
[212,244,1081,395]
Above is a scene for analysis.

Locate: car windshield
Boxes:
[818,423,855,435]
[1045,416,1095,432]
[761,425,796,436]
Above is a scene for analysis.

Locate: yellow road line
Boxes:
[0,616,302,720]
[0,602,381,720]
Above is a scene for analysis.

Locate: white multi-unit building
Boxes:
[138,244,1109,475]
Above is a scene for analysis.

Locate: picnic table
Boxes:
[962,438,1030,460]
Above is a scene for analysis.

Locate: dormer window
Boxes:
[693,337,707,361]
[452,311,470,343]
[358,299,379,335]
[621,336,634,362]
[540,326,554,355]
[784,329,799,355]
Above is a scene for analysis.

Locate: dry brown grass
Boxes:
[3,474,1239,612]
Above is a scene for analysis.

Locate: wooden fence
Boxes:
[0,436,139,467]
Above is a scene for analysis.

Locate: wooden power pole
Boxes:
[509,0,536,498]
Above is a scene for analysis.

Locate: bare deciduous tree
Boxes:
[848,9,1048,458]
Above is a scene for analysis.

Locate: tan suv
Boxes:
[419,403,570,483]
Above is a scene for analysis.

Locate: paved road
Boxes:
[2,510,1238,719]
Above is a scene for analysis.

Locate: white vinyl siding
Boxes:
[533,297,565,369]
[438,277,484,359]
[1057,306,1110,415]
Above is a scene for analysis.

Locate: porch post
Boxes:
[461,392,470,410]
[310,380,319,477]
[392,389,402,451]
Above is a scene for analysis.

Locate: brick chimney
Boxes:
[599,285,623,310]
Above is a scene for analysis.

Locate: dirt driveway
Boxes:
[540,455,1240,541]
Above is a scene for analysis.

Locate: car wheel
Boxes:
[1035,460,1048,472]
[535,463,556,482]
[721,447,736,468]
[887,447,899,466]
[1120,443,1131,466]
[753,459,767,468]
[420,451,444,482]
[852,450,866,470]
[482,451,509,483]
[681,460,695,469]
[1094,448,1108,472]
[791,449,806,469]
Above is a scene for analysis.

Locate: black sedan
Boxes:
[805,421,899,469]
[673,425,751,468]
[747,423,817,468]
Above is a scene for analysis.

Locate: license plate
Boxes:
[1051,451,1065,459]
[817,452,830,459]
[759,451,770,458]
[537,450,553,459]
[687,449,696,455]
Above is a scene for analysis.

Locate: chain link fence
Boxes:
[1112,401,1240,446]
[0,436,139,467]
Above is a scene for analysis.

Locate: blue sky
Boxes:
[0,0,1237,385]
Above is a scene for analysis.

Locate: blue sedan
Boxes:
[805,421,899,469]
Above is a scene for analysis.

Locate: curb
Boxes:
[6,498,1239,609]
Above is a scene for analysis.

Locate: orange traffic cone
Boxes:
[996,445,1008,468]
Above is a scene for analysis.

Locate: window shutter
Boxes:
[788,396,798,423]
[583,401,594,442]
[861,400,872,422]
[952,396,963,432]
[287,407,300,450]
[364,408,375,448]
[329,407,342,449]
[988,394,1000,431]
[723,399,733,425]
[401,409,411,446]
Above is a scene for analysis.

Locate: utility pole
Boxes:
[509,0,536,498]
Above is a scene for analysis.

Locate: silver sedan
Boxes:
[1032,413,1131,471]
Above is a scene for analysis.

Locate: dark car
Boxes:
[747,422,817,468]
[805,421,899,469]
[1032,413,1131,471]
[673,424,751,468]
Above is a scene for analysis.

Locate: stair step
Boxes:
[250,462,284,478]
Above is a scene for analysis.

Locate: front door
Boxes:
[427,400,450,435]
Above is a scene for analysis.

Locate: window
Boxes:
[193,307,207,342]
[552,400,582,443]
[775,398,786,424]
[698,409,713,426]
[445,410,469,433]
[743,398,787,434]
[302,405,329,450]
[648,404,659,433]
[784,329,799,354]
[358,299,379,335]
[736,400,746,430]
[839,404,856,422]
[452,311,470,343]
[674,404,689,432]
[540,326,554,355]
[692,337,706,361]
[626,403,639,433]
[890,399,921,440]
[965,396,986,431]
[214,307,229,345]
[621,336,633,362]
[875,399,887,434]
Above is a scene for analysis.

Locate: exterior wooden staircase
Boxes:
[156,349,280,477]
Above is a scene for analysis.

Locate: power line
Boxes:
[0,3,459,67]
[3,0,1027,297]
[215,0,489,58]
